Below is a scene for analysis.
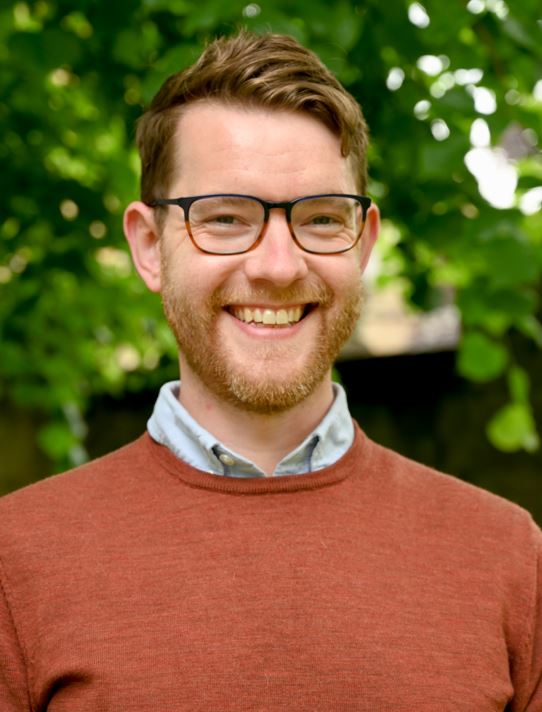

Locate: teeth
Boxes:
[262,309,275,325]
[276,309,288,325]
[232,306,304,326]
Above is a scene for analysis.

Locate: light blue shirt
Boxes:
[147,380,354,478]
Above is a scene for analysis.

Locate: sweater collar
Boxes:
[142,424,367,495]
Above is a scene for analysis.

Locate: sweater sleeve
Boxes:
[0,560,31,712]
[522,526,542,711]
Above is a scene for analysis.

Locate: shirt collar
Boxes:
[147,380,354,478]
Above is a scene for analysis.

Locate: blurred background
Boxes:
[1,0,541,521]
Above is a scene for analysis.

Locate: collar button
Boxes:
[218,453,236,466]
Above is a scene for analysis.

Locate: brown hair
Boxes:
[136,31,369,206]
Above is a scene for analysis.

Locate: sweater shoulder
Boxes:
[0,435,151,523]
[365,437,540,543]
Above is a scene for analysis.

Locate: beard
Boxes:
[161,267,362,415]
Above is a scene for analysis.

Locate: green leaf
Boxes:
[485,240,540,289]
[507,366,530,404]
[487,402,540,453]
[458,285,537,330]
[38,421,78,460]
[517,316,542,348]
[418,134,469,180]
[502,17,539,51]
[457,332,508,382]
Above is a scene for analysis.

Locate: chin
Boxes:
[220,369,327,415]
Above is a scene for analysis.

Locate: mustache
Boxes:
[211,280,334,308]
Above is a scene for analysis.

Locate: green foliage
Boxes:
[457,332,508,382]
[487,365,540,452]
[488,401,539,453]
[1,0,541,468]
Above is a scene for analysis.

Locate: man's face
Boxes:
[158,102,376,414]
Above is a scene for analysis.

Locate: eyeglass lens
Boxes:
[187,196,364,254]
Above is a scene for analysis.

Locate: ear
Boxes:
[123,201,162,293]
[359,202,380,273]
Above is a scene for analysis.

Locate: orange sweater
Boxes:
[0,427,541,711]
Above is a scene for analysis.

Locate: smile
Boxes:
[229,305,306,326]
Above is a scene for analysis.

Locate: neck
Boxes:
[177,370,335,476]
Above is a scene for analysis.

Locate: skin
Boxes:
[124,102,379,474]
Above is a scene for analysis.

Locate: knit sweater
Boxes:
[0,427,540,711]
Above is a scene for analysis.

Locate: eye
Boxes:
[199,211,252,229]
[303,212,346,230]
[190,196,263,233]
[210,214,240,225]
[309,214,341,225]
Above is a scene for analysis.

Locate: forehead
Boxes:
[170,101,356,196]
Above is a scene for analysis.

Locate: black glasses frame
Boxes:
[147,193,372,255]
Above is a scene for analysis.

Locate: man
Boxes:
[0,31,540,711]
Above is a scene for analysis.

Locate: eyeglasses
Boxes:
[148,193,372,255]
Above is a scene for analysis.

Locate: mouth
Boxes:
[227,304,314,327]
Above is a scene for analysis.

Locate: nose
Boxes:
[243,209,309,286]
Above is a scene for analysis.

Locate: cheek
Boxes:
[162,239,238,294]
[316,258,362,294]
